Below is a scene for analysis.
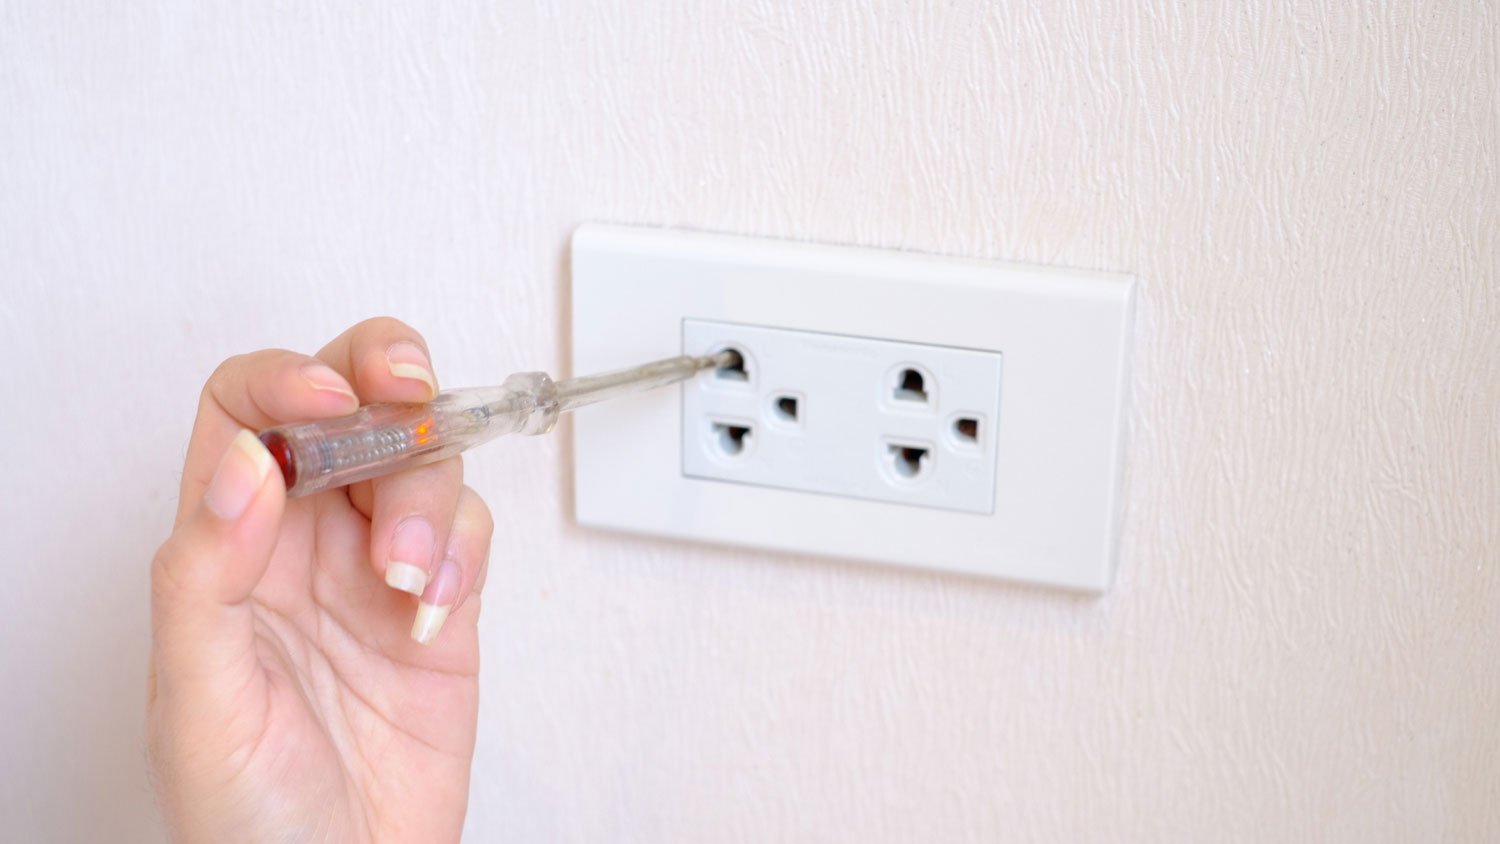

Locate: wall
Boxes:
[2,2,1497,840]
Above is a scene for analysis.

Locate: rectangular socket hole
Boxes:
[711,421,752,456]
[953,417,979,444]
[773,395,799,423]
[888,444,930,479]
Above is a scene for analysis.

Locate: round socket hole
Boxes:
[710,421,752,457]
[887,443,931,480]
[771,394,801,425]
[891,365,931,405]
[952,416,980,446]
[714,347,750,384]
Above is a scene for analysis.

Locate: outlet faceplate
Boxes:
[682,320,1004,514]
[570,224,1136,592]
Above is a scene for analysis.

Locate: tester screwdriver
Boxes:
[257,350,738,498]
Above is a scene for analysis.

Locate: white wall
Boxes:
[3,2,1497,841]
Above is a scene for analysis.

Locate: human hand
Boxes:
[148,318,493,843]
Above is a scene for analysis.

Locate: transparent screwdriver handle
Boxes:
[255,352,731,499]
[258,372,559,498]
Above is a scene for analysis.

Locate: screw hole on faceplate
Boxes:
[711,421,752,456]
[714,347,749,383]
[953,416,980,445]
[893,367,929,404]
[773,394,800,423]
[887,444,930,480]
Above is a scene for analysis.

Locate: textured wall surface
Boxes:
[2,2,1498,841]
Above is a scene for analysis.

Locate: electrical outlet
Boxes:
[570,224,1135,592]
[681,320,1003,514]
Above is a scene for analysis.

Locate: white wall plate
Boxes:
[570,224,1136,592]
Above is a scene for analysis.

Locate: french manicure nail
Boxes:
[411,558,461,645]
[385,562,428,596]
[204,430,274,521]
[385,517,434,596]
[386,341,437,397]
[411,604,450,646]
[300,363,358,404]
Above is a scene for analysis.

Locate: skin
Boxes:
[148,318,492,843]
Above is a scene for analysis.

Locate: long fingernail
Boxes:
[300,362,358,406]
[411,558,461,645]
[204,430,274,521]
[385,517,433,595]
[386,341,437,397]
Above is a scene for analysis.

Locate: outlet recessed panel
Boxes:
[571,224,1135,592]
[682,320,1003,514]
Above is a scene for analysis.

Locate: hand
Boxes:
[147,318,493,843]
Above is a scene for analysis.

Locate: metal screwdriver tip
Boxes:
[706,349,742,371]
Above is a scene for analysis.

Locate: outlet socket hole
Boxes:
[774,395,799,423]
[894,368,928,403]
[712,421,752,456]
[715,348,749,383]
[954,417,979,444]
[888,444,930,479]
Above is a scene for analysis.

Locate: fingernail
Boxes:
[385,517,433,596]
[386,341,437,397]
[411,558,461,645]
[300,363,358,405]
[204,430,275,521]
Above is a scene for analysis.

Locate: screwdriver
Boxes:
[257,350,738,498]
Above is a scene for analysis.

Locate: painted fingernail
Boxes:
[385,517,433,596]
[386,341,437,397]
[411,558,461,645]
[204,430,275,521]
[300,362,358,405]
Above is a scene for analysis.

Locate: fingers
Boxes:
[308,318,470,600]
[412,486,494,645]
[181,316,438,516]
[314,316,440,406]
[180,351,360,517]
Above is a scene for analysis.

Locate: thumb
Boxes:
[151,430,284,697]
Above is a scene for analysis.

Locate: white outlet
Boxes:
[681,320,1004,514]
[570,224,1135,592]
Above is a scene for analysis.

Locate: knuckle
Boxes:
[466,487,495,536]
[196,349,299,425]
[200,353,249,401]
[356,315,421,344]
[199,349,294,404]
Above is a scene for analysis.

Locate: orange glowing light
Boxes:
[415,418,433,445]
